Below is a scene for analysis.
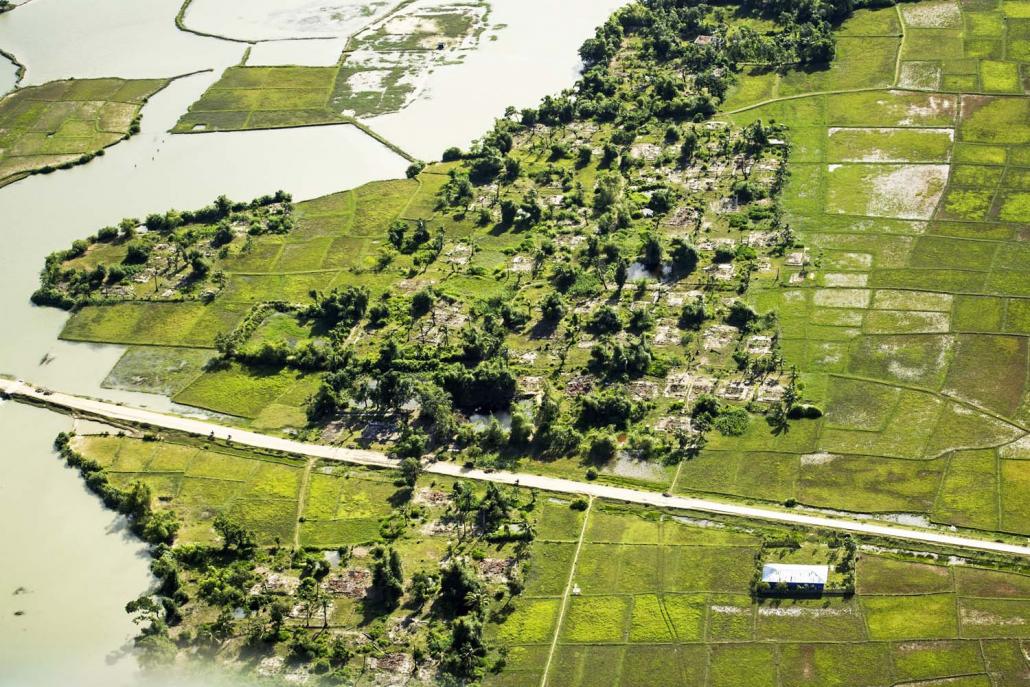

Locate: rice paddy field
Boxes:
[68,433,1030,686]
[700,0,1030,536]
[173,0,490,132]
[492,501,1030,687]
[0,77,168,186]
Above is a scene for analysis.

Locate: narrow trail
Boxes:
[540,497,592,687]
[293,457,316,549]
[4,377,1029,558]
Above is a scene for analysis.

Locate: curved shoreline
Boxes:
[0,46,26,89]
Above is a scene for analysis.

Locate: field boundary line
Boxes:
[540,496,592,687]
[293,457,315,549]
[721,86,895,116]
[893,3,905,87]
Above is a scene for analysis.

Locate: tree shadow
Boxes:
[529,318,558,340]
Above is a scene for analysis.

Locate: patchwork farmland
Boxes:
[0,77,168,186]
[65,433,1030,687]
[711,0,1030,536]
[36,0,1030,543]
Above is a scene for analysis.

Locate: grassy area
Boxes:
[29,0,1030,684]
[0,77,167,187]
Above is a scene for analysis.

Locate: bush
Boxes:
[578,389,642,429]
[96,226,118,242]
[124,241,151,265]
[585,433,617,463]
[713,407,750,436]
[726,300,757,330]
[787,404,823,420]
[411,289,434,318]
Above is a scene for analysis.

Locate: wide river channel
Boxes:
[0,0,624,684]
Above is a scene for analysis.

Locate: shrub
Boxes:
[714,407,750,436]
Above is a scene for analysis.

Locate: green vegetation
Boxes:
[713,0,1029,537]
[0,77,168,187]
[63,431,1030,685]
[44,2,849,483]
[37,0,1030,539]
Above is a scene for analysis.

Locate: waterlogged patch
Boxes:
[898,93,958,126]
[757,604,854,617]
[899,61,943,90]
[827,164,950,219]
[814,289,872,308]
[823,272,869,287]
[347,68,393,92]
[710,605,748,615]
[959,607,1027,626]
[901,0,962,28]
[800,452,838,466]
[1000,435,1030,459]
[872,290,953,311]
[864,310,951,334]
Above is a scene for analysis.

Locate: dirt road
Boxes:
[4,377,1028,557]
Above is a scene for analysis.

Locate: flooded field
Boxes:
[183,0,400,41]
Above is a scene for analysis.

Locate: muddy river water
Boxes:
[0,0,622,683]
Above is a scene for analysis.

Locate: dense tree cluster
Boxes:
[33,192,292,309]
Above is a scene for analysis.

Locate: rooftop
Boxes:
[761,564,829,585]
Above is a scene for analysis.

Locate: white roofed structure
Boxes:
[761,564,829,586]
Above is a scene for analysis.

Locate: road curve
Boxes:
[3,377,1029,558]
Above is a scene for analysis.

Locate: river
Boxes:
[0,0,621,684]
